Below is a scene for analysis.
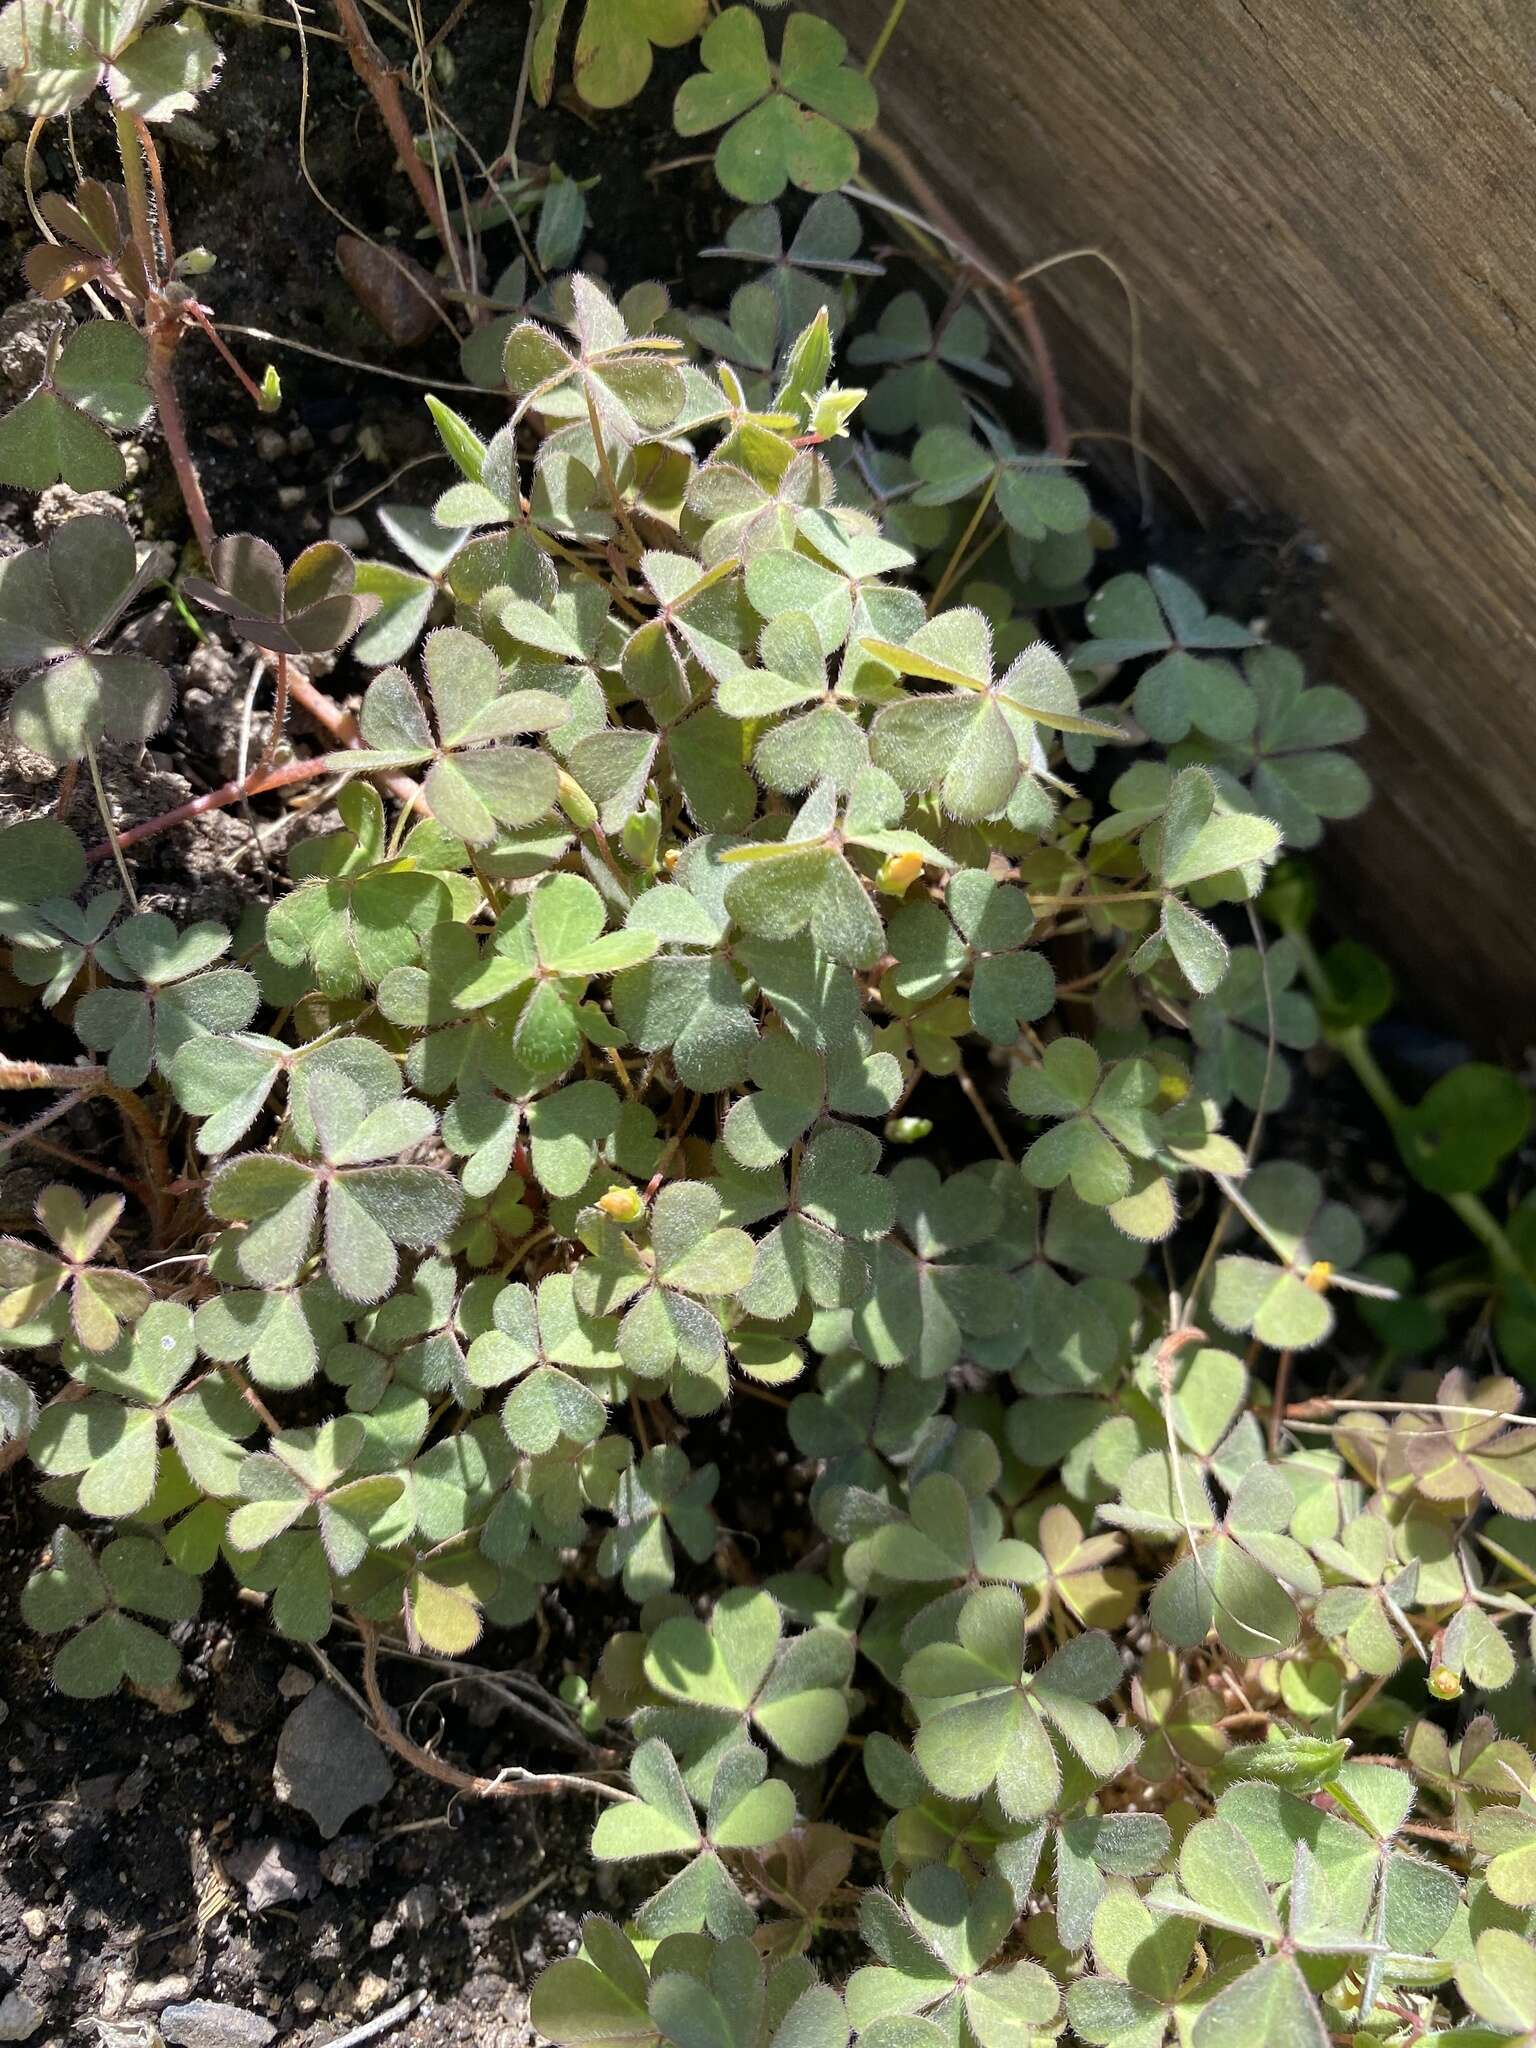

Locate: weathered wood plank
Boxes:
[841,0,1536,1050]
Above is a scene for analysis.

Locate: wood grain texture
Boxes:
[841,0,1536,1051]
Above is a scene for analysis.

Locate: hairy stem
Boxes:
[254,650,292,778]
[85,753,334,862]
[0,1090,89,1162]
[112,106,156,273]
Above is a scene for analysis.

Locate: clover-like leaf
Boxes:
[1209,1160,1364,1350]
[1076,568,1258,745]
[866,608,1118,829]
[331,627,568,844]
[847,1863,1061,2048]
[596,1441,718,1599]
[185,532,379,656]
[591,1737,793,1938]
[1190,937,1317,1112]
[640,1586,854,1783]
[22,1525,198,1698]
[911,423,1091,546]
[72,909,257,1088]
[673,9,877,205]
[1184,645,1370,851]
[264,783,460,997]
[208,1072,463,1303]
[0,0,221,119]
[502,273,686,447]
[1394,1062,1531,1197]
[722,774,951,969]
[702,193,880,339]
[0,1184,150,1353]
[530,1915,661,2048]
[1009,1039,1166,1221]
[0,319,150,492]
[32,1299,256,1516]
[572,0,707,108]
[846,292,1008,435]
[0,512,169,763]
[901,1584,1124,1819]
[453,871,658,1078]
[578,1179,755,1387]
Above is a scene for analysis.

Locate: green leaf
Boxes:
[675,9,877,204]
[574,0,708,108]
[0,513,171,764]
[0,321,150,492]
[531,1917,660,2048]
[1395,1064,1531,1196]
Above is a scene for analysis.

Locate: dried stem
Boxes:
[0,1090,90,1162]
[957,1062,1013,1165]
[860,128,1070,458]
[331,0,471,292]
[353,1618,632,1803]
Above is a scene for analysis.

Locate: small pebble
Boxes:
[335,231,441,348]
[354,1974,392,2019]
[276,1666,314,1700]
[327,514,368,551]
[255,428,286,463]
[0,1990,40,2042]
[160,2001,276,2048]
[21,1909,46,1941]
[125,1975,193,2013]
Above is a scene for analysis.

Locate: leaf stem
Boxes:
[928,475,997,614]
[112,106,157,275]
[254,651,292,779]
[331,0,472,295]
[0,1090,89,1162]
[957,1061,1012,1165]
[85,753,335,862]
[83,738,138,909]
[582,384,643,557]
[864,0,908,78]
[1289,927,1527,1282]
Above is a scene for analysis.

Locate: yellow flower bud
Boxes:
[877,851,924,897]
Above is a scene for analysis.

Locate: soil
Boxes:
[0,6,1502,2045]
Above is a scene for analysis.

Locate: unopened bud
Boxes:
[1427,1664,1462,1701]
[556,769,599,832]
[621,804,661,870]
[597,1185,645,1224]
[886,1116,932,1144]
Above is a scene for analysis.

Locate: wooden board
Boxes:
[839,0,1536,1052]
